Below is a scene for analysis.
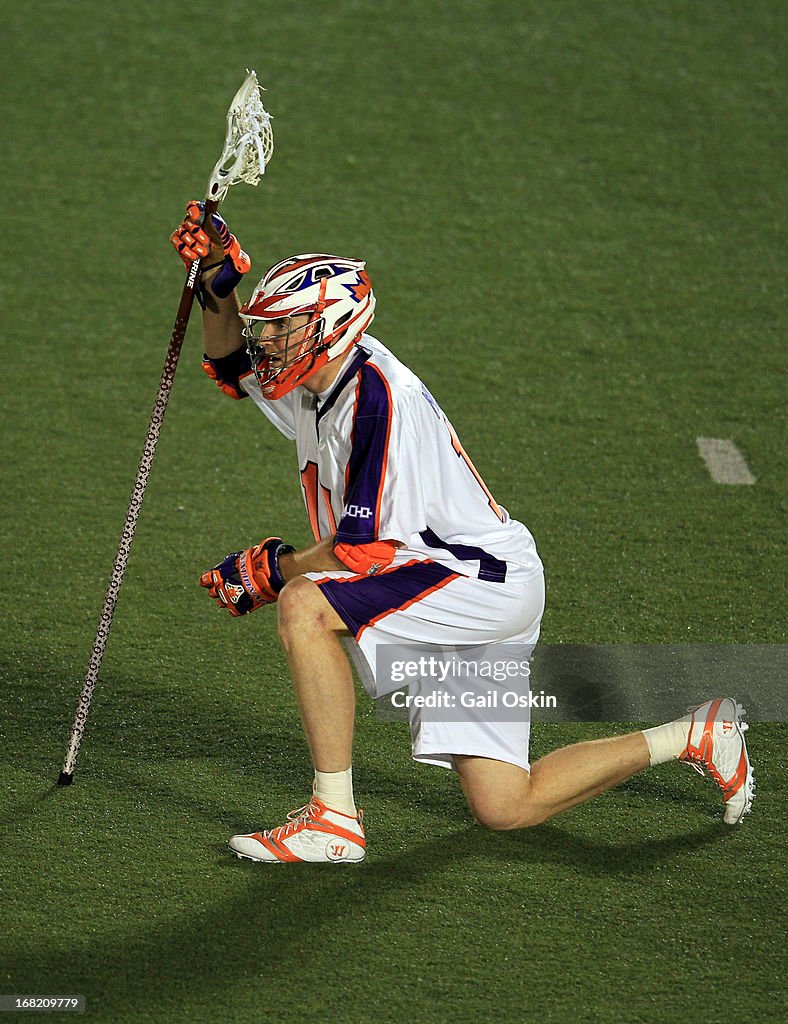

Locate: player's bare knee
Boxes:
[467,796,547,831]
[277,578,313,638]
[277,578,333,645]
[471,804,521,831]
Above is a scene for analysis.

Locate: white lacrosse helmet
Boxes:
[240,254,376,399]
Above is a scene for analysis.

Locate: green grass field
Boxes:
[1,1,785,1021]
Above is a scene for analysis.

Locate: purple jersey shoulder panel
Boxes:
[334,361,393,545]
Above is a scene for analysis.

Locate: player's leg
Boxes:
[229,563,482,863]
[276,575,355,773]
[228,576,366,864]
[456,695,754,829]
[455,732,650,830]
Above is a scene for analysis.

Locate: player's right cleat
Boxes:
[229,797,366,863]
[679,698,755,825]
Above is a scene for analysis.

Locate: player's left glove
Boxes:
[200,538,295,617]
[170,200,251,298]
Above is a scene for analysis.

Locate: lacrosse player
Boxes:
[171,204,755,863]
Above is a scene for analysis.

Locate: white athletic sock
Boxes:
[313,768,357,817]
[642,716,692,767]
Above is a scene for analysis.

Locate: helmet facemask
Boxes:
[243,310,326,396]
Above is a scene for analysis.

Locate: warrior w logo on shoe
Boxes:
[228,797,366,863]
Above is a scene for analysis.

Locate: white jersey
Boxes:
[232,335,542,585]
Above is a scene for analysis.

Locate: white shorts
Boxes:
[306,560,545,771]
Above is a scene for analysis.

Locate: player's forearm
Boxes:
[279,537,346,581]
[200,268,245,359]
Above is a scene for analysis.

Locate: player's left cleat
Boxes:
[229,797,366,863]
[679,697,755,825]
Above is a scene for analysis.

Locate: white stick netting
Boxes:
[207,69,274,201]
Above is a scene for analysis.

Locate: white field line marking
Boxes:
[696,438,756,485]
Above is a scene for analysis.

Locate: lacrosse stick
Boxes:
[57,70,273,785]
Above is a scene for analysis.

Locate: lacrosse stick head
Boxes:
[206,69,274,201]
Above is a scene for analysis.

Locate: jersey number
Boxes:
[447,424,505,523]
[300,462,337,541]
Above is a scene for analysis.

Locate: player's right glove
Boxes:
[199,538,295,617]
[170,200,251,298]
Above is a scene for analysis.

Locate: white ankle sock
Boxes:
[642,717,691,766]
[313,768,356,817]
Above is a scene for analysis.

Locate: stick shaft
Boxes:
[58,201,218,784]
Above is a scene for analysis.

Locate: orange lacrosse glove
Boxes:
[170,201,250,298]
[200,538,294,617]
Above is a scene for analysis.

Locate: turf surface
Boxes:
[1,1,785,1021]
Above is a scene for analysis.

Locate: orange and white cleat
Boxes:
[679,698,755,825]
[229,797,366,863]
